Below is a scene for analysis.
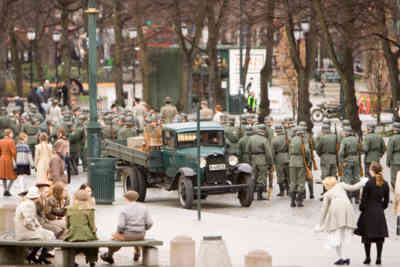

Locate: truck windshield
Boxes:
[177,131,224,148]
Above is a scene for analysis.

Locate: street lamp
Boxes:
[128,28,138,103]
[27,29,36,90]
[52,31,61,88]
[182,23,193,112]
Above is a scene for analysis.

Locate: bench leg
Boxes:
[55,248,75,267]
[0,246,25,264]
[143,246,159,267]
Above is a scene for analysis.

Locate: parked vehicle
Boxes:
[311,103,344,122]
[102,121,255,209]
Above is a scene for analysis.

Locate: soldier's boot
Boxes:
[308,181,314,199]
[277,183,285,197]
[290,192,297,208]
[296,192,304,207]
[285,181,290,196]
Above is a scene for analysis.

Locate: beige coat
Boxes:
[394,171,400,216]
[48,153,67,184]
[14,199,55,241]
[320,181,364,232]
[35,142,53,182]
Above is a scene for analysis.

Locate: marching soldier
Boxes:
[69,121,84,176]
[160,96,178,124]
[102,116,115,140]
[247,125,273,200]
[21,116,40,159]
[386,122,400,189]
[225,117,240,157]
[339,126,361,203]
[283,117,295,138]
[288,126,310,207]
[271,124,290,197]
[363,123,386,177]
[238,125,253,164]
[144,116,162,151]
[315,124,338,194]
[117,116,138,143]
[264,116,274,144]
[132,97,147,130]
[299,121,316,199]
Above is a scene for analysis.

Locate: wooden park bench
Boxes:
[0,232,163,267]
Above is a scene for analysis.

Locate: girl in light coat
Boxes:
[35,133,53,183]
[315,176,368,265]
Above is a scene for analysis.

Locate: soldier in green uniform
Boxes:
[69,121,84,176]
[225,117,240,157]
[339,126,361,203]
[289,126,310,207]
[29,104,44,123]
[386,122,400,188]
[299,121,316,199]
[315,123,338,196]
[247,125,273,200]
[264,116,274,144]
[21,117,40,160]
[102,115,115,140]
[283,117,295,138]
[117,116,138,142]
[72,106,81,127]
[238,125,253,164]
[0,106,10,139]
[160,96,178,124]
[363,124,386,177]
[271,124,290,197]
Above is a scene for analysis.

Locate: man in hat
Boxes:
[299,121,316,199]
[271,124,290,197]
[200,100,213,120]
[339,126,361,203]
[288,126,310,207]
[132,98,147,130]
[117,116,137,143]
[247,124,273,200]
[363,123,386,178]
[225,117,240,157]
[283,117,295,138]
[101,190,153,264]
[386,122,400,188]
[143,115,162,151]
[160,96,178,124]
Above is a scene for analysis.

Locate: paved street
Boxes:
[2,153,399,267]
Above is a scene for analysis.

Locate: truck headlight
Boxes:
[228,155,239,166]
[200,157,207,168]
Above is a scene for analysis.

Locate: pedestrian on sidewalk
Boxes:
[15,133,34,192]
[0,128,17,196]
[354,162,389,265]
[101,191,153,265]
[315,176,368,265]
[35,133,53,184]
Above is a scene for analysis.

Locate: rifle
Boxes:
[284,128,290,147]
[301,136,313,180]
[309,135,318,171]
[335,125,343,177]
[358,134,364,177]
[267,165,274,200]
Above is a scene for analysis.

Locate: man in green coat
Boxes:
[247,125,273,200]
[117,117,138,142]
[271,124,290,197]
[69,124,84,176]
[160,96,178,124]
[238,125,253,163]
[386,122,400,188]
[225,117,240,157]
[102,115,115,140]
[21,117,40,159]
[363,124,386,177]
[289,126,310,207]
[339,126,361,203]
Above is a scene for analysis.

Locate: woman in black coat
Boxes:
[355,161,389,265]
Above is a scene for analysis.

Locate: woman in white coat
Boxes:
[14,186,55,263]
[34,133,53,183]
[315,176,368,265]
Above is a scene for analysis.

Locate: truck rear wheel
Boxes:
[178,176,194,209]
[125,166,147,202]
[238,174,254,207]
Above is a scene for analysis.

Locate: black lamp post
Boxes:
[52,31,61,88]
[27,29,36,90]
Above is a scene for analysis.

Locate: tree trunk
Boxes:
[179,57,190,111]
[10,30,23,96]
[33,40,44,83]
[61,7,72,82]
[112,0,124,107]
[259,0,275,122]
[0,31,6,97]
[242,26,252,90]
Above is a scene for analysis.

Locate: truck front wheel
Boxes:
[238,174,255,207]
[178,176,194,209]
[125,166,147,202]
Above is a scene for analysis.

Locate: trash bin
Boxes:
[88,158,117,204]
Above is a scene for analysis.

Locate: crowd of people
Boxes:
[1,94,400,266]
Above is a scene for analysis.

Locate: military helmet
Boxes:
[126,116,135,126]
[296,126,305,135]
[343,126,353,134]
[246,125,253,132]
[299,121,307,127]
[393,122,400,131]
[342,120,350,126]
[255,124,266,131]
[264,116,272,123]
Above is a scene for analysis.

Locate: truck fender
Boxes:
[177,167,196,177]
[236,163,253,174]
